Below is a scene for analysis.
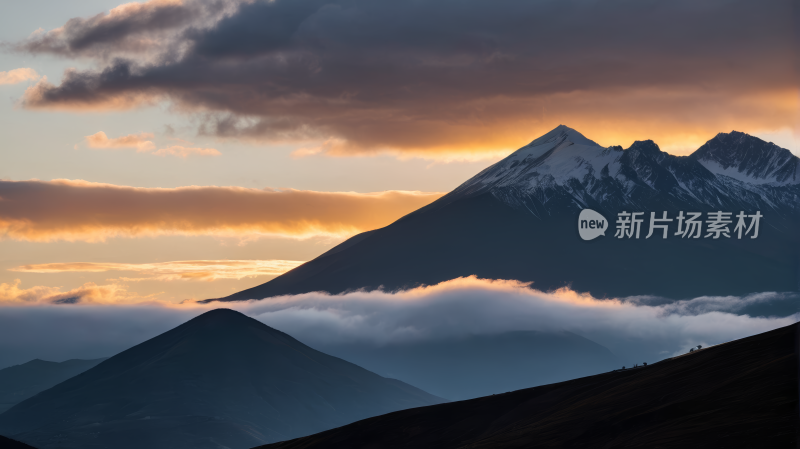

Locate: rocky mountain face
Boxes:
[0,309,445,449]
[210,126,800,301]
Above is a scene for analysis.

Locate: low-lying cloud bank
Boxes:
[0,277,795,369]
[0,179,442,242]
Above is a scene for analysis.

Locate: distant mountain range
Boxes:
[210,126,800,301]
[0,309,445,449]
[0,358,107,415]
[258,322,799,449]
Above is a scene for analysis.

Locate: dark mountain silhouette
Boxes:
[258,322,799,449]
[0,309,445,449]
[317,330,620,400]
[0,358,107,414]
[209,126,800,302]
[0,435,36,449]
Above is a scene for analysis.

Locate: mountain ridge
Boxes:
[207,126,800,302]
[426,125,800,220]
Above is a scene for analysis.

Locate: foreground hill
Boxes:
[211,126,800,302]
[259,322,798,448]
[0,358,107,414]
[0,309,444,449]
[0,435,36,449]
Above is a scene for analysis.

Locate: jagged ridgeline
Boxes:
[209,126,800,302]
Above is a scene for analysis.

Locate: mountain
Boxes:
[315,330,621,400]
[0,309,445,449]
[0,358,107,414]
[209,126,800,302]
[0,435,36,449]
[258,322,799,449]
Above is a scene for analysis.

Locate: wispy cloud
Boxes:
[0,179,443,242]
[84,131,156,151]
[0,68,40,85]
[81,132,219,157]
[11,259,304,281]
[0,279,154,306]
[151,145,220,158]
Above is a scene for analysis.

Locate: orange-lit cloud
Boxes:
[0,68,40,85]
[0,279,154,305]
[84,131,156,151]
[0,179,443,242]
[11,259,305,281]
[81,132,220,157]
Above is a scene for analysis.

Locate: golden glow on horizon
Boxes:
[25,85,797,160]
[11,259,305,281]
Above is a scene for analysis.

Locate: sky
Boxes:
[0,0,798,364]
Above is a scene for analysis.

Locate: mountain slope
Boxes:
[0,309,445,449]
[258,322,799,449]
[0,358,107,414]
[691,131,800,185]
[209,126,800,301]
[316,330,621,401]
[0,435,36,449]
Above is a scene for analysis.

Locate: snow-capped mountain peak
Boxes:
[524,124,601,149]
[434,126,800,218]
[691,131,800,186]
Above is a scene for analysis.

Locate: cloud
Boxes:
[10,259,305,281]
[14,0,797,158]
[84,131,156,151]
[0,279,153,306]
[0,179,443,242]
[232,277,799,349]
[152,145,220,157]
[0,68,40,85]
[16,0,234,59]
[81,132,219,157]
[0,276,795,370]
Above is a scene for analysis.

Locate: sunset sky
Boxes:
[1,0,797,305]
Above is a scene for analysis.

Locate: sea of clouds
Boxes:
[0,276,796,369]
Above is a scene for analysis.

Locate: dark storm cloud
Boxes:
[18,0,796,156]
